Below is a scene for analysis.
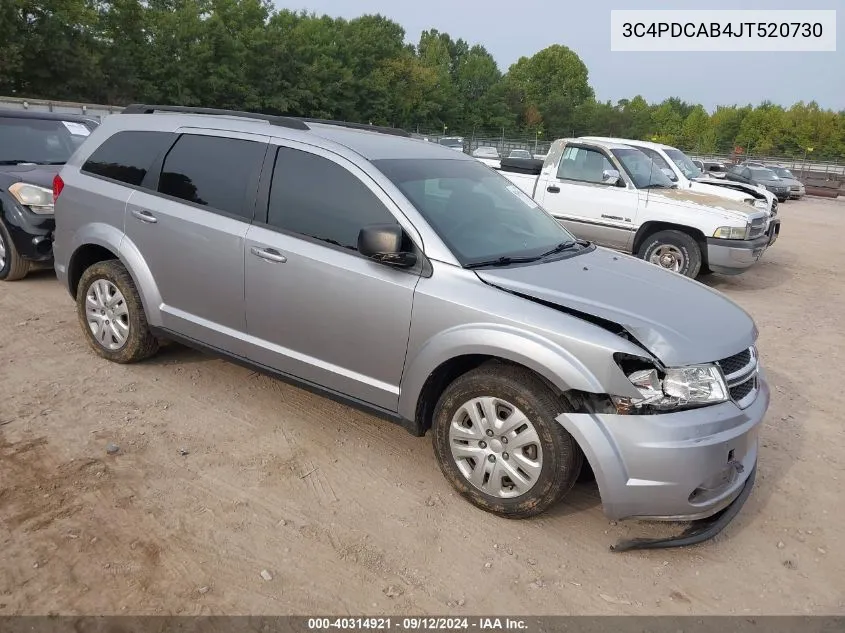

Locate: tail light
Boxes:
[53,174,64,203]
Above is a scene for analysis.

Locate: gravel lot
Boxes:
[1,197,843,615]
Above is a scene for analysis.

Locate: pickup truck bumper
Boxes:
[706,234,770,275]
[555,370,768,525]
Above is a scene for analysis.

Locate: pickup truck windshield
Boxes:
[374,158,578,267]
[610,148,676,189]
[0,116,95,165]
[664,148,702,179]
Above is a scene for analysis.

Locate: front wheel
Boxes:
[637,229,702,278]
[432,362,583,518]
[0,221,31,281]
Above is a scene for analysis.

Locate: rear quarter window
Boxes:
[82,131,176,186]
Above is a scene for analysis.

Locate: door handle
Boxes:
[131,209,157,223]
[250,246,287,263]
[546,185,560,193]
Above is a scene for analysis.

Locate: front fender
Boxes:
[398,323,605,421]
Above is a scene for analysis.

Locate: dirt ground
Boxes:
[1,197,843,616]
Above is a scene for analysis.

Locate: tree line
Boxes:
[1,0,843,160]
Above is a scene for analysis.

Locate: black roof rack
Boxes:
[120,104,309,130]
[298,118,411,138]
[120,104,412,138]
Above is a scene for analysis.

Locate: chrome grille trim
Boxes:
[717,346,759,409]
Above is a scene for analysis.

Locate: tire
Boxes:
[76,259,159,363]
[637,229,702,278]
[432,362,583,519]
[0,221,31,281]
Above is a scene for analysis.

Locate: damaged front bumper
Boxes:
[555,372,769,549]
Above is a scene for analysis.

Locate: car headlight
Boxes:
[614,364,728,412]
[713,224,749,239]
[8,182,54,214]
[753,199,769,211]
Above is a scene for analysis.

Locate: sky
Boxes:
[274,0,844,112]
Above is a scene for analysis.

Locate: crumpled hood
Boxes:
[0,164,60,189]
[650,187,757,220]
[477,247,757,367]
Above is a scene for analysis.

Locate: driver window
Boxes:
[557,147,614,184]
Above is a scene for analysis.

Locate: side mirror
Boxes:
[602,169,624,186]
[358,224,417,268]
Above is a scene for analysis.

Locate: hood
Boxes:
[648,187,758,220]
[0,164,60,189]
[476,247,757,367]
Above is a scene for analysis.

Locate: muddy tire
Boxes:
[0,221,31,281]
[76,259,159,363]
[637,229,702,278]
[432,362,583,518]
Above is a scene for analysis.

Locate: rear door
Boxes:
[536,144,638,249]
[123,129,268,354]
[242,141,421,411]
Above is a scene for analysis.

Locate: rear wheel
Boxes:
[432,362,583,518]
[0,221,31,281]
[637,229,702,278]
[76,260,159,363]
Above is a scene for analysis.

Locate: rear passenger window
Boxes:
[266,147,398,250]
[82,131,175,186]
[158,134,266,219]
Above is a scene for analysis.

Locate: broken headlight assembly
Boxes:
[612,354,728,413]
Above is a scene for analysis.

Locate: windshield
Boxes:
[611,148,676,189]
[0,116,95,165]
[771,167,794,179]
[374,158,579,266]
[665,148,702,179]
[750,168,779,180]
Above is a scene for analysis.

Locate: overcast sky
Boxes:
[275,0,843,111]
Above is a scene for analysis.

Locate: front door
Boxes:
[536,144,638,250]
[242,143,420,411]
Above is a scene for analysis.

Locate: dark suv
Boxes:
[0,110,98,280]
[725,164,791,203]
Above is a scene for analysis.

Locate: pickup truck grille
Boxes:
[717,346,759,409]
[748,217,767,239]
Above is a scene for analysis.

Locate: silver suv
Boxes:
[53,105,769,550]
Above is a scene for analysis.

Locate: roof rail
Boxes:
[120,104,310,131]
[299,118,411,138]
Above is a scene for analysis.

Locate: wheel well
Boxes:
[414,355,563,434]
[632,221,708,265]
[68,244,118,297]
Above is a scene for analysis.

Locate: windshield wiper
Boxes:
[465,255,542,269]
[0,160,65,165]
[642,183,671,189]
[538,241,578,258]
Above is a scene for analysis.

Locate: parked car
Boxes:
[726,165,791,202]
[580,137,776,215]
[701,160,729,179]
[438,136,464,152]
[499,138,772,278]
[0,109,98,281]
[767,165,805,199]
[471,146,501,169]
[508,149,533,159]
[54,105,768,548]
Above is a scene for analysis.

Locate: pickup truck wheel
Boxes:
[0,221,31,281]
[432,362,583,518]
[76,260,159,363]
[638,229,702,278]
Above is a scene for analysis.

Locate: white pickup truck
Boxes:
[581,136,779,215]
[497,138,777,278]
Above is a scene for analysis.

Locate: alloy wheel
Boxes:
[649,244,685,272]
[85,279,130,350]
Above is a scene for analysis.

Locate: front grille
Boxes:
[718,348,751,375]
[717,346,759,408]
[730,376,756,401]
[748,217,767,239]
